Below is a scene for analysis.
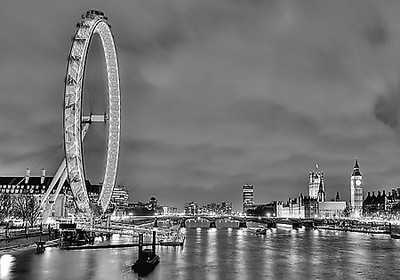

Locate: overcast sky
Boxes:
[2,0,400,211]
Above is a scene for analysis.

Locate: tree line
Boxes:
[0,193,41,227]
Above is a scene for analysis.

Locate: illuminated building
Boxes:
[317,180,326,202]
[149,196,158,211]
[242,184,254,213]
[111,185,129,208]
[363,191,387,215]
[161,206,178,215]
[198,202,232,215]
[277,196,305,218]
[309,163,325,199]
[350,158,363,218]
[318,201,346,218]
[0,169,100,219]
[184,201,198,215]
[245,202,277,217]
[386,188,400,213]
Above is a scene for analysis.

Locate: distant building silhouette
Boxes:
[335,192,340,201]
[363,191,386,214]
[246,202,277,217]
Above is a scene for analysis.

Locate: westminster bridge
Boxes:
[125,214,340,229]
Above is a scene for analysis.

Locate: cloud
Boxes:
[2,0,400,211]
[374,83,400,129]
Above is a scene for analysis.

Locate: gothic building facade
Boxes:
[350,159,363,218]
[309,164,325,202]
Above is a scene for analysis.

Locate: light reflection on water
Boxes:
[3,228,400,280]
[0,254,15,280]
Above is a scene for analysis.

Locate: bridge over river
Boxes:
[121,214,395,233]
[122,215,332,229]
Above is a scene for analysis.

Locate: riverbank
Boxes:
[315,225,389,234]
[0,232,58,253]
[314,220,393,235]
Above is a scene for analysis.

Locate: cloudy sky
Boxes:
[2,0,400,211]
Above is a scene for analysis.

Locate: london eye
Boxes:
[63,9,121,215]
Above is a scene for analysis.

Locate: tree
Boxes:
[13,195,41,227]
[0,193,13,222]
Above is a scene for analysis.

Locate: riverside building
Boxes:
[309,163,325,200]
[350,159,363,218]
[242,184,254,213]
[0,168,101,220]
[184,201,198,215]
[276,163,346,219]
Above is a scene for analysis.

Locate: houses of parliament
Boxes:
[243,159,366,218]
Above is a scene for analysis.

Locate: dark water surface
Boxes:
[2,227,400,280]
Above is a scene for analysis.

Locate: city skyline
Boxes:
[3,1,400,211]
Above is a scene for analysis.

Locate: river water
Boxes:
[1,227,400,280]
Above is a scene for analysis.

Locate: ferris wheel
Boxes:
[41,10,121,219]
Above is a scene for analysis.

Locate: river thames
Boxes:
[2,227,400,279]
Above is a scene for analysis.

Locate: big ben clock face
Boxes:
[356,179,362,186]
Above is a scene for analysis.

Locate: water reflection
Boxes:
[0,254,15,280]
[235,229,246,278]
[4,229,400,279]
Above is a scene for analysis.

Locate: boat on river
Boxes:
[159,226,185,246]
[248,227,267,235]
[132,248,160,275]
[159,233,185,246]
[132,231,159,276]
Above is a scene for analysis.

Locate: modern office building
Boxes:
[242,184,254,213]
[111,185,129,208]
[184,201,198,215]
[198,202,233,215]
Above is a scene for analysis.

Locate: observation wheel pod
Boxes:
[63,10,120,215]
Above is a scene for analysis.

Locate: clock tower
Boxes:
[350,158,363,218]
